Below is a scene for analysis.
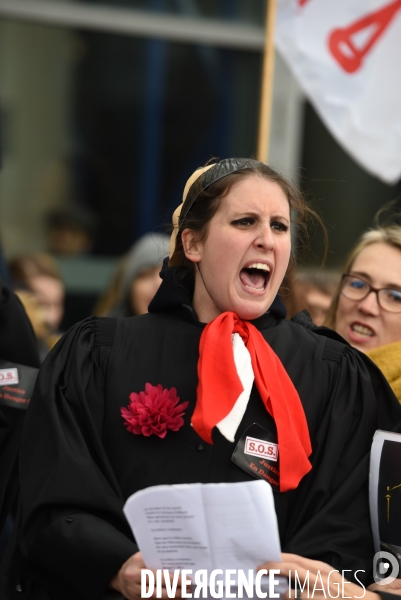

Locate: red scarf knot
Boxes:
[233,319,250,343]
[191,311,312,492]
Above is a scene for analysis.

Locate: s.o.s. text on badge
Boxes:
[232,423,280,491]
[0,360,39,410]
[0,367,19,386]
[244,436,278,461]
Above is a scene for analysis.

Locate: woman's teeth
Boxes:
[352,324,373,337]
[240,264,270,291]
[248,263,270,272]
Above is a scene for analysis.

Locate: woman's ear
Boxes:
[181,228,202,263]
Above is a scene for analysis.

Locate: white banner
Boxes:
[276,0,401,184]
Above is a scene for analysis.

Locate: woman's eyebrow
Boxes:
[349,270,372,281]
[230,211,289,223]
[270,214,290,224]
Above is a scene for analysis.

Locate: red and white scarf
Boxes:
[191,311,312,492]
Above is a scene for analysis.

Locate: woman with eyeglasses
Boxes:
[325,220,401,402]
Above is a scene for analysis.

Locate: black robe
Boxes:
[0,280,40,537]
[1,269,401,599]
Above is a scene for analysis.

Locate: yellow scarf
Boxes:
[366,340,401,403]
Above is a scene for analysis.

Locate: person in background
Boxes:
[325,209,401,402]
[8,254,65,360]
[94,232,170,318]
[289,268,341,325]
[45,205,98,257]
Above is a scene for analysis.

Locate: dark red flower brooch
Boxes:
[121,383,189,438]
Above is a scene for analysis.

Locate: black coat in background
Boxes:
[1,270,401,599]
[0,280,40,535]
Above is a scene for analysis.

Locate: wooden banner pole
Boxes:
[256,0,277,163]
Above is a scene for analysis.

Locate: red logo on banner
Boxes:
[328,0,401,73]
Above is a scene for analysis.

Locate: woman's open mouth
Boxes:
[239,263,271,292]
[349,322,375,341]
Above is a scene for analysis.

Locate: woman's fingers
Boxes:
[109,552,146,599]
[369,579,401,596]
[259,553,337,576]
[111,553,184,600]
[258,554,376,600]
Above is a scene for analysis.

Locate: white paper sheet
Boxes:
[123,479,283,595]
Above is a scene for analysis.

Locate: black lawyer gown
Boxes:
[1,267,401,599]
[0,279,40,539]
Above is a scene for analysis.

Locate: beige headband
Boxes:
[169,164,214,259]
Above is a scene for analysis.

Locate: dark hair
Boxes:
[170,159,327,281]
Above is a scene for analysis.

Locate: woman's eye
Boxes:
[350,279,367,289]
[387,289,401,303]
[232,218,255,227]
[271,221,288,232]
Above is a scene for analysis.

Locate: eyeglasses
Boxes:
[341,274,401,313]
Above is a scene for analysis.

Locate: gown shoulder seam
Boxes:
[92,316,117,349]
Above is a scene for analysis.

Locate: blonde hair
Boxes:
[325,225,401,329]
[9,253,63,286]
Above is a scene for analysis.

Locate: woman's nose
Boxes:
[358,290,380,315]
[255,226,274,250]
